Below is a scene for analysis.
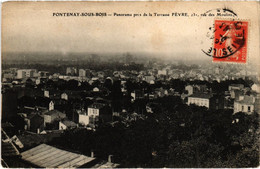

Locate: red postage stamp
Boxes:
[212,20,248,63]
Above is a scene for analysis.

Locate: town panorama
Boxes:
[1,52,259,168]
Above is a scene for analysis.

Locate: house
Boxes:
[234,95,255,114]
[19,96,54,111]
[17,69,37,79]
[77,109,89,126]
[42,110,66,124]
[88,103,105,116]
[48,101,55,111]
[59,119,77,130]
[24,113,44,133]
[187,93,212,108]
[61,92,68,100]
[77,103,109,127]
[88,103,112,126]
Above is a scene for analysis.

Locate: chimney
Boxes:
[108,155,113,163]
[91,151,95,158]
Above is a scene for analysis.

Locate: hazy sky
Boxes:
[2,2,259,62]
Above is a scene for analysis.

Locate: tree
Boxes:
[104,78,113,91]
[80,81,91,91]
[57,79,67,91]
[25,78,34,88]
[45,79,55,88]
[67,80,79,90]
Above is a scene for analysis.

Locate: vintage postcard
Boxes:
[1,1,259,168]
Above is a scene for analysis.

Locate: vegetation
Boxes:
[49,96,259,168]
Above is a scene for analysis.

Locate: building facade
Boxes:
[234,95,255,114]
[187,93,211,108]
[17,69,37,79]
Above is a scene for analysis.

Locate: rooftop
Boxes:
[88,103,105,109]
[235,95,255,105]
[61,119,77,127]
[1,141,20,157]
[27,113,43,120]
[189,93,212,99]
[1,129,20,157]
[229,84,244,87]
[43,110,64,116]
[91,161,120,168]
[21,144,95,168]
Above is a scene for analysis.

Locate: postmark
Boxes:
[200,8,249,64]
[210,19,248,63]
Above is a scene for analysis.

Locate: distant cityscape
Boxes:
[1,54,259,168]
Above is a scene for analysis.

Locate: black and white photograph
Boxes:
[1,1,260,168]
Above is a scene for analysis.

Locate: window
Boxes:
[242,105,244,111]
[248,106,251,112]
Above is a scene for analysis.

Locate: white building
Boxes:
[17,69,37,79]
[49,101,54,111]
[88,103,105,117]
[75,109,89,126]
[61,93,68,100]
[187,93,211,108]
[79,113,90,126]
[234,95,255,114]
[79,69,86,77]
[77,103,108,126]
